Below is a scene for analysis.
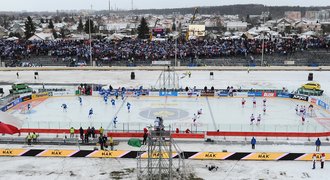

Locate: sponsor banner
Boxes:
[248,92,262,97]
[216,91,228,97]
[152,61,171,65]
[21,95,32,102]
[201,92,215,97]
[233,92,248,97]
[12,98,22,106]
[31,92,49,99]
[296,153,330,161]
[277,93,293,98]
[178,92,200,97]
[6,102,14,110]
[38,149,78,157]
[159,91,178,96]
[148,92,159,96]
[242,152,287,161]
[0,149,27,156]
[309,97,318,104]
[262,92,277,97]
[140,151,178,159]
[292,94,309,101]
[318,100,329,110]
[190,152,232,160]
[88,150,129,158]
[51,91,75,96]
[0,106,7,112]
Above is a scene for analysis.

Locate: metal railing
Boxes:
[21,121,328,134]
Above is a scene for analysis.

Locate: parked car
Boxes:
[302,82,321,90]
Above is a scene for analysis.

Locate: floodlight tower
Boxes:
[137,118,188,180]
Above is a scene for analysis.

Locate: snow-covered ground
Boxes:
[1,69,330,179]
[0,157,327,180]
[0,70,329,92]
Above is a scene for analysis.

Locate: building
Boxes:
[285,11,302,21]
[226,21,248,32]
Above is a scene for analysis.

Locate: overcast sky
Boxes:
[0,0,329,12]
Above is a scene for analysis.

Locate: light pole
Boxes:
[89,5,93,66]
[261,31,264,66]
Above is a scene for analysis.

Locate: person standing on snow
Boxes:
[312,153,317,169]
[251,137,256,149]
[316,138,321,152]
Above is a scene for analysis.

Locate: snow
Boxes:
[0,156,327,180]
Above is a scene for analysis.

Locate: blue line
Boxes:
[205,96,217,131]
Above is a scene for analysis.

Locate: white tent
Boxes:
[105,33,127,41]
[6,37,19,41]
[302,31,316,36]
[28,33,54,41]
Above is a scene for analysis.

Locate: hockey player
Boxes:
[127,102,131,113]
[308,104,315,117]
[197,108,203,115]
[88,108,93,118]
[295,105,299,115]
[192,113,198,125]
[114,90,119,100]
[61,103,67,112]
[250,114,255,125]
[78,96,82,105]
[301,114,305,125]
[103,95,108,104]
[263,98,266,106]
[253,97,256,108]
[113,116,118,128]
[300,105,304,116]
[242,98,246,108]
[263,106,266,115]
[27,103,31,112]
[121,92,125,100]
[111,98,116,106]
[257,114,261,125]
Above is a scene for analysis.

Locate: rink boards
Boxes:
[0,148,328,161]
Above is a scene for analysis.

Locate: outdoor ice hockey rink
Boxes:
[8,95,330,133]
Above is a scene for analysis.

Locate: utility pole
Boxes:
[108,0,111,13]
[131,0,133,10]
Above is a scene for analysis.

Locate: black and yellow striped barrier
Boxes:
[0,149,328,161]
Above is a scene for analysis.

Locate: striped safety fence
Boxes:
[0,148,328,161]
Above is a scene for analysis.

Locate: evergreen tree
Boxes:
[24,16,36,39]
[84,19,95,34]
[52,29,58,39]
[48,19,54,29]
[172,22,176,31]
[77,18,84,32]
[60,28,66,38]
[40,18,45,24]
[137,17,149,39]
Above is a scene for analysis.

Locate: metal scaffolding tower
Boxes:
[154,66,180,90]
[137,120,187,180]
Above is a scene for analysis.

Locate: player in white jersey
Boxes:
[263,106,266,115]
[241,98,246,108]
[295,105,299,115]
[263,98,266,106]
[192,114,197,125]
[257,114,261,125]
[252,97,256,108]
[250,114,255,125]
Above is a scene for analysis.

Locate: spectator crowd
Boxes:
[1,37,329,62]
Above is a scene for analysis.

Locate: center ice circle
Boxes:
[139,108,189,120]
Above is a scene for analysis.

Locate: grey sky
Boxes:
[0,0,329,12]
